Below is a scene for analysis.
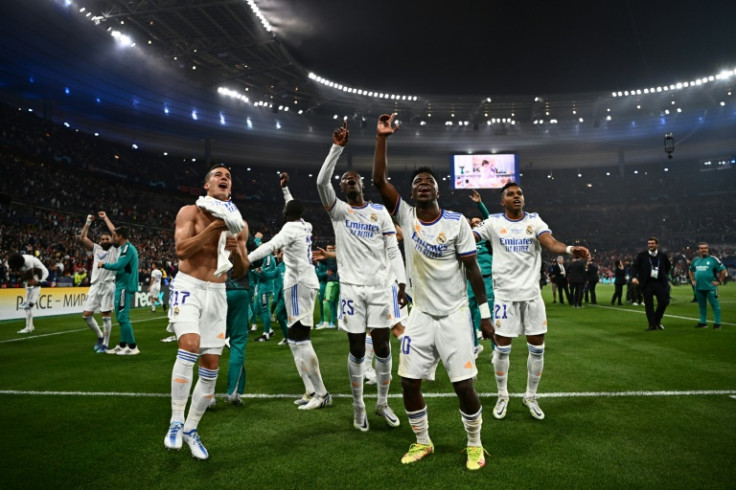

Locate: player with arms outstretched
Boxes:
[473,181,588,421]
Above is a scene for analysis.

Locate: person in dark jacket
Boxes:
[631,237,671,331]
[567,257,587,308]
[611,260,626,305]
[584,258,599,304]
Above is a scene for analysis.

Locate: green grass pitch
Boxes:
[1,283,734,489]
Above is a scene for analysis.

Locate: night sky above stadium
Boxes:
[276,0,736,95]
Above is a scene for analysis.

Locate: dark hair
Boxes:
[114,226,130,239]
[647,236,659,244]
[284,199,304,220]
[204,164,231,184]
[8,252,24,270]
[411,166,437,181]
[500,181,520,197]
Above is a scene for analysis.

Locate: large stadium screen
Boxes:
[450,153,519,189]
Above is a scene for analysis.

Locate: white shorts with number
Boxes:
[83,281,115,313]
[284,283,318,327]
[166,272,227,355]
[24,285,41,307]
[398,305,477,382]
[337,283,396,333]
[492,295,548,338]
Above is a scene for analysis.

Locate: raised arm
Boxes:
[98,211,115,233]
[280,172,294,203]
[79,214,95,250]
[539,233,589,259]
[174,205,227,260]
[372,113,401,212]
[470,190,491,219]
[317,121,348,209]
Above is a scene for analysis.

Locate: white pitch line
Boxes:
[591,304,736,326]
[0,315,168,344]
[0,389,734,399]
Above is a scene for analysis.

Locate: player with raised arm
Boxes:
[248,172,331,411]
[8,252,49,334]
[473,181,589,421]
[372,113,493,470]
[163,164,249,460]
[316,121,407,431]
[79,211,118,352]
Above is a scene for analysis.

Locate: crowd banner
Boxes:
[0,286,167,321]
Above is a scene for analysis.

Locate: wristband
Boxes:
[479,302,491,319]
[566,245,573,255]
[86,215,94,225]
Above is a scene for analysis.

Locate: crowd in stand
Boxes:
[1,102,733,289]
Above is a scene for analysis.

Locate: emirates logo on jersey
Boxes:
[437,233,447,244]
[526,225,533,235]
[370,213,378,222]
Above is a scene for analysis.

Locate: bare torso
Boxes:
[176,205,227,283]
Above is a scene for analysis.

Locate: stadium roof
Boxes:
[1,1,734,170]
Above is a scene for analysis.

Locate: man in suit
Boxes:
[549,256,571,305]
[631,237,671,331]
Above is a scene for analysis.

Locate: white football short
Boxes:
[492,295,548,338]
[398,305,477,383]
[83,281,115,313]
[166,272,227,355]
[24,285,41,307]
[149,285,161,298]
[284,283,318,327]
[337,283,395,333]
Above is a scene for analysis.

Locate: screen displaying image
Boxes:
[450,153,519,189]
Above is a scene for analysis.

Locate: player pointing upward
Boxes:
[373,113,493,470]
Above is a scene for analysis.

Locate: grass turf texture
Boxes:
[1,283,734,489]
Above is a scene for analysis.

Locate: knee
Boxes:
[401,377,422,395]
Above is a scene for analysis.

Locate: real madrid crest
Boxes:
[173,306,180,316]
[437,233,447,244]
[526,225,533,235]
[370,213,378,222]
[495,319,501,328]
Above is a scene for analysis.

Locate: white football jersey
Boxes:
[248,219,319,290]
[21,254,49,282]
[150,268,163,287]
[473,211,550,301]
[317,143,405,287]
[89,244,118,284]
[394,198,477,316]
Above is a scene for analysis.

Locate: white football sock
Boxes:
[364,336,375,366]
[493,344,512,397]
[102,316,112,346]
[84,316,103,338]
[461,408,483,447]
[25,309,33,329]
[171,349,197,423]
[297,341,327,397]
[184,366,218,432]
[525,343,545,399]
[406,406,431,445]
[347,354,365,408]
[374,353,392,406]
[289,341,314,394]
